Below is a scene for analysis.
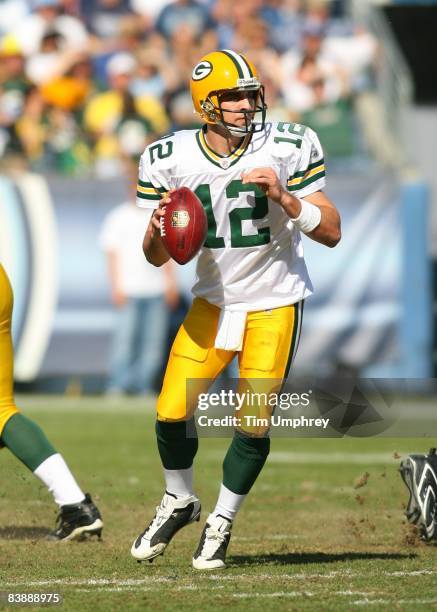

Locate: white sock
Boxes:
[163,467,194,498]
[33,453,85,507]
[213,483,246,521]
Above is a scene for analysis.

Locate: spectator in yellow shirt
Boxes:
[84,53,169,136]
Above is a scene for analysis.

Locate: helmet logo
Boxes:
[192,61,213,81]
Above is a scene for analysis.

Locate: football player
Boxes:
[0,263,103,540]
[131,50,341,569]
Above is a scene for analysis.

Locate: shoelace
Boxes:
[143,499,174,540]
[200,524,228,558]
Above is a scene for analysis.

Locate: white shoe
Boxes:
[192,513,232,570]
[400,449,437,541]
[131,491,201,562]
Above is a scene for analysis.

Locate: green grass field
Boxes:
[1,395,436,611]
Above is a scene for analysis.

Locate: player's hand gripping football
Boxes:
[149,190,174,237]
[144,187,207,266]
[241,167,302,217]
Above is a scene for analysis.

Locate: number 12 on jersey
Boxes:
[195,179,271,249]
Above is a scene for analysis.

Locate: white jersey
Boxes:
[136,121,326,312]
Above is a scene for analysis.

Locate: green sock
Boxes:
[155,418,198,470]
[222,432,270,495]
[1,413,56,472]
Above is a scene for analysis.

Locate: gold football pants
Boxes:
[157,297,303,427]
[0,264,20,436]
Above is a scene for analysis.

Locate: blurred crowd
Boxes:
[0,0,378,176]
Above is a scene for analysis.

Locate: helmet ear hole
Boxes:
[201,98,219,122]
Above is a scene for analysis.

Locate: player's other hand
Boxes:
[241,168,285,204]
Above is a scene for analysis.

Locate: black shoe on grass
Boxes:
[49,494,103,541]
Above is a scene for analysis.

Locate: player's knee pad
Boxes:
[155,418,198,470]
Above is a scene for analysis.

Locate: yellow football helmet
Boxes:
[190,49,267,136]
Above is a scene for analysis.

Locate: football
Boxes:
[160,187,208,264]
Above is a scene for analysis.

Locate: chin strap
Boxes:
[217,120,253,138]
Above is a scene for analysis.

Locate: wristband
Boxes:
[290,198,321,234]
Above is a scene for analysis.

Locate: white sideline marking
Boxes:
[3,570,435,589]
[208,571,352,581]
[233,591,315,598]
[234,591,382,599]
[205,450,402,464]
[223,570,437,580]
[384,569,435,576]
[76,585,224,594]
[77,587,154,594]
[336,591,381,596]
[353,598,437,606]
[260,452,399,465]
[2,578,176,587]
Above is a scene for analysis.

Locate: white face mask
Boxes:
[201,86,267,137]
[220,120,254,138]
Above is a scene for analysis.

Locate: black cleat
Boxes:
[131,491,201,562]
[49,494,103,541]
[192,513,232,570]
[400,448,437,541]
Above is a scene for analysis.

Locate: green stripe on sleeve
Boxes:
[288,159,325,181]
[138,179,166,192]
[287,170,326,192]
[136,191,162,200]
